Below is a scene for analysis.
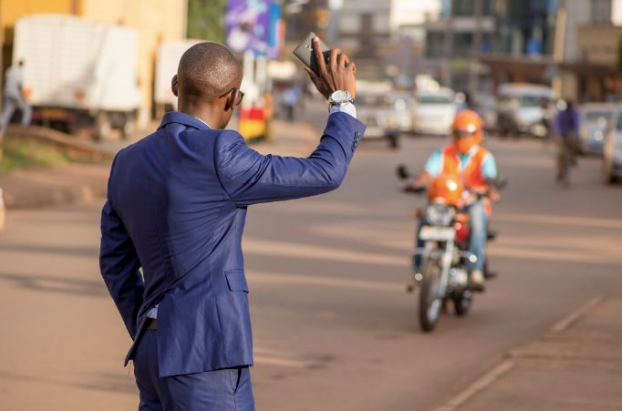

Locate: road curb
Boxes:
[430,294,607,411]
[0,162,110,210]
[548,295,605,333]
[3,181,106,210]
[431,360,516,411]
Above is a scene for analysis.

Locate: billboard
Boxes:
[267,2,283,59]
[226,0,271,55]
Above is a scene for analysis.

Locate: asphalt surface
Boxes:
[1,126,621,410]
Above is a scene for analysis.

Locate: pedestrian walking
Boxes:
[280,84,299,122]
[1,60,32,133]
[99,40,363,411]
[553,100,580,187]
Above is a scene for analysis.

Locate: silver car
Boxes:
[356,92,405,149]
[579,103,616,157]
[603,109,622,184]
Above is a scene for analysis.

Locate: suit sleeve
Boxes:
[99,157,144,339]
[215,112,366,206]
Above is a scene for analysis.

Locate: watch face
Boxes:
[331,90,350,103]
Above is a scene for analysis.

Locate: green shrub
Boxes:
[0,139,71,174]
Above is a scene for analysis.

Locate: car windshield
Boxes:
[417,95,453,105]
[499,94,548,108]
[583,111,613,123]
[519,95,547,108]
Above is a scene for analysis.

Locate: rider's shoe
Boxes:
[469,269,486,292]
[484,270,498,280]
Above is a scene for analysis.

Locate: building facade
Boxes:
[481,0,618,100]
[335,0,392,78]
[422,0,497,92]
[562,1,622,102]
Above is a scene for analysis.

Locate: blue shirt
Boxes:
[424,146,497,179]
[554,108,580,138]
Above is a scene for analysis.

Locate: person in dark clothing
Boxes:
[553,100,580,186]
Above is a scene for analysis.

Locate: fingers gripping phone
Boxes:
[293,32,331,76]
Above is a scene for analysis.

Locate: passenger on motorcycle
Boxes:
[408,110,500,291]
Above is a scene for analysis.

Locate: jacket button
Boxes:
[355,132,362,138]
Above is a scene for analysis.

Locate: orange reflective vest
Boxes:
[440,145,493,214]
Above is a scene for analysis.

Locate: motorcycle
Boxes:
[396,165,505,332]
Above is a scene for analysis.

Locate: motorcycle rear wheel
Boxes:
[419,259,443,332]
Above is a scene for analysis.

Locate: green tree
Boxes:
[187,0,228,43]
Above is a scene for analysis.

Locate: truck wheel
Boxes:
[120,115,136,141]
[95,112,112,141]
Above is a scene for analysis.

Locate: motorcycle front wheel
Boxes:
[453,290,473,316]
[419,259,443,332]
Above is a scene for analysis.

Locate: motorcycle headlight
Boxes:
[425,204,455,226]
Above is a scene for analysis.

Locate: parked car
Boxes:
[412,88,456,136]
[392,92,414,134]
[356,81,402,148]
[474,94,498,132]
[603,108,622,184]
[496,83,553,138]
[578,103,616,157]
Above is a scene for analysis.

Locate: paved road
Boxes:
[1,128,621,410]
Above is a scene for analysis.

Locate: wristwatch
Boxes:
[328,90,354,111]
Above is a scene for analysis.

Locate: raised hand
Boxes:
[305,38,356,100]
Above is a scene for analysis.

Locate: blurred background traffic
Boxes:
[1,1,622,411]
[2,0,622,182]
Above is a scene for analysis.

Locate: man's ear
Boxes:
[224,91,235,112]
[171,75,179,97]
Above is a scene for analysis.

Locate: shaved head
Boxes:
[177,42,242,102]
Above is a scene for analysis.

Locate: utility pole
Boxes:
[552,0,567,98]
[443,0,454,88]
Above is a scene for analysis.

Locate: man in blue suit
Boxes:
[100,40,364,411]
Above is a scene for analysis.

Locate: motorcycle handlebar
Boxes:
[402,185,426,194]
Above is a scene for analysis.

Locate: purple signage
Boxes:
[226,0,271,55]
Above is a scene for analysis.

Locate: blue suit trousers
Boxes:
[133,330,255,411]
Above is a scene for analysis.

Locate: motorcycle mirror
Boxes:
[495,175,509,190]
[396,164,410,180]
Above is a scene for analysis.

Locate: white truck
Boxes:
[154,40,201,114]
[12,14,141,140]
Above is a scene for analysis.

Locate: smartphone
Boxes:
[293,31,331,76]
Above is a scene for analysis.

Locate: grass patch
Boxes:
[0,139,72,174]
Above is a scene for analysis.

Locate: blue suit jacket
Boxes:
[99,111,365,377]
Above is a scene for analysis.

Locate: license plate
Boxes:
[420,226,455,241]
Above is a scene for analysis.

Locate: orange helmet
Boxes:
[452,110,483,154]
[427,173,464,207]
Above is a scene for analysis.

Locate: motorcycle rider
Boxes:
[408,110,500,291]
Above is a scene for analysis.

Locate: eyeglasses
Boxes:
[219,87,245,107]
